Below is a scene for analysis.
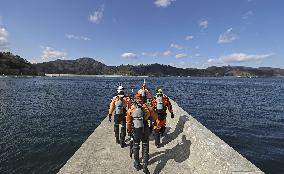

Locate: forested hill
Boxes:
[0,52,38,75]
[35,58,114,75]
[1,52,284,77]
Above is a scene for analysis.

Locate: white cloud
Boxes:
[242,11,253,19]
[199,19,208,29]
[170,43,184,50]
[66,34,90,41]
[175,53,187,59]
[89,5,104,24]
[218,28,238,44]
[163,50,171,56]
[195,53,200,57]
[149,52,159,57]
[154,0,176,8]
[0,27,9,47]
[185,35,194,40]
[141,52,159,57]
[41,47,67,61]
[141,50,171,57]
[121,52,137,59]
[208,53,272,64]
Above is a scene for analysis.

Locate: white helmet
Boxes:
[117,85,124,95]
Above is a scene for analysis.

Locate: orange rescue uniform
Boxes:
[151,95,173,129]
[108,96,131,116]
[126,104,158,131]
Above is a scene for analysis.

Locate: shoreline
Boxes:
[0,74,284,78]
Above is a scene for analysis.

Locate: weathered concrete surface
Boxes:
[58,100,264,174]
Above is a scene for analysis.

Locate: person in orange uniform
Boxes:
[137,79,152,104]
[151,88,174,148]
[126,93,158,174]
[108,85,131,148]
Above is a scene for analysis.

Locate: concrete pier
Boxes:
[58,100,263,174]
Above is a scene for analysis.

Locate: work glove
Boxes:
[108,114,112,122]
[171,112,174,118]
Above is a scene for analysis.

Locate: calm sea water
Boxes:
[0,77,283,174]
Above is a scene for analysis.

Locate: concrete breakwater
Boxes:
[58,99,263,174]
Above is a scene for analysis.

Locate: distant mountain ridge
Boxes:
[35,57,114,75]
[1,52,284,77]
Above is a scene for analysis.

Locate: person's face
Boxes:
[117,91,124,95]
[135,97,142,103]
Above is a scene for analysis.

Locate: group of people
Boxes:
[108,80,174,174]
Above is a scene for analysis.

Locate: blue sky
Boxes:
[0,0,283,68]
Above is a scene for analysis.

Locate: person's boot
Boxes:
[142,142,150,174]
[120,141,125,148]
[154,129,160,148]
[114,124,120,144]
[142,166,150,174]
[134,161,142,171]
[120,135,126,148]
[160,126,166,136]
[116,137,120,144]
[133,143,141,171]
[120,126,126,148]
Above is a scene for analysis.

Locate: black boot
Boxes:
[134,161,142,171]
[143,166,150,174]
[133,143,141,171]
[116,137,120,144]
[160,126,166,136]
[114,124,120,144]
[154,129,160,148]
[142,142,150,174]
[120,124,126,148]
[120,135,126,148]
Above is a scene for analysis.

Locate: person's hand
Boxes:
[171,112,174,118]
[108,114,112,122]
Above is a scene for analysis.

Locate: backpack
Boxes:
[156,96,165,114]
[132,103,145,128]
[115,96,124,115]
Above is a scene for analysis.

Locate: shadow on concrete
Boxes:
[149,118,171,141]
[149,135,191,174]
[164,126,172,135]
[161,115,189,147]
[149,127,171,141]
